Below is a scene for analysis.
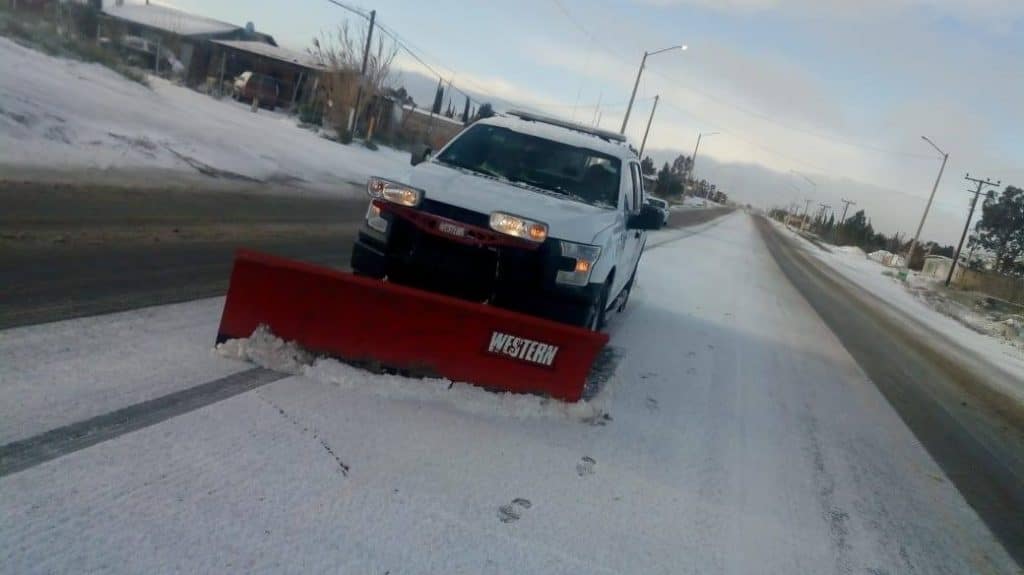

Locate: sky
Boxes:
[157,0,1022,244]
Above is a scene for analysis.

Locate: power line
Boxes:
[322,0,498,108]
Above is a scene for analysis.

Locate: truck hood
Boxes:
[407,161,618,244]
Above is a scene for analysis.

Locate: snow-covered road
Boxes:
[0,213,1016,573]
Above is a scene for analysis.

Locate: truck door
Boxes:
[622,162,646,288]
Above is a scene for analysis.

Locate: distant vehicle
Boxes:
[232,71,281,110]
[351,110,665,330]
[646,196,670,226]
[117,35,182,75]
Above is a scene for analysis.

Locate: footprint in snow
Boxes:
[576,456,597,477]
[498,498,532,523]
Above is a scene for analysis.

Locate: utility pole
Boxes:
[836,198,856,243]
[947,174,1000,286]
[839,198,856,225]
[638,95,659,158]
[903,136,948,277]
[817,203,831,226]
[350,9,376,139]
[620,45,684,135]
[688,131,718,197]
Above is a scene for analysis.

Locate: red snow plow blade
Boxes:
[217,250,609,402]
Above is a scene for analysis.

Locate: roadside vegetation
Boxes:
[768,183,1023,276]
[0,5,149,87]
[639,154,729,205]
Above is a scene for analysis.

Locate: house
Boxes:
[208,40,327,109]
[100,1,272,85]
[921,255,955,280]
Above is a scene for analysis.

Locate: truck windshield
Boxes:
[435,124,621,208]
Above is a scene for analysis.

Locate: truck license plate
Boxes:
[437,221,467,238]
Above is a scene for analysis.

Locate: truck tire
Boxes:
[617,268,637,313]
[585,281,610,332]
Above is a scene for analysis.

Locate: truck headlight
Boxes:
[557,241,602,286]
[367,176,423,207]
[489,212,548,243]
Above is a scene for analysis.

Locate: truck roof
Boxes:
[476,114,638,162]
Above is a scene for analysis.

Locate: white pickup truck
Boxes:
[351,111,664,330]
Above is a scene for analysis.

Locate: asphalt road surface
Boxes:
[0,181,731,329]
[757,216,1024,565]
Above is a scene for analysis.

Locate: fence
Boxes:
[955,268,1024,305]
[371,102,464,150]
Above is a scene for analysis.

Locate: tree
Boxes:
[475,102,495,120]
[837,209,869,245]
[431,84,444,115]
[310,20,398,136]
[641,156,656,176]
[655,162,682,198]
[386,86,415,107]
[973,186,1024,275]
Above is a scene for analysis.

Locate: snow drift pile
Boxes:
[868,250,905,268]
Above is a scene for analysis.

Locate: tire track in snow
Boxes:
[0,368,286,477]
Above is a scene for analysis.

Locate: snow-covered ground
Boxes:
[0,298,247,445]
[2,213,1016,573]
[0,37,410,191]
[671,195,725,211]
[775,222,1024,404]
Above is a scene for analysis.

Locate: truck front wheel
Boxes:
[584,281,610,332]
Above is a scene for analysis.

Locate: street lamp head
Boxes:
[680,45,688,51]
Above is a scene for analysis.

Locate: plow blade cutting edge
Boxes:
[216,250,610,402]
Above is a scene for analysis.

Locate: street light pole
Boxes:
[902,136,948,277]
[620,44,684,135]
[621,52,648,136]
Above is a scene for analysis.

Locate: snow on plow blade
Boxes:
[217,250,610,402]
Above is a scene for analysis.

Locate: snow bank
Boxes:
[0,37,411,191]
[215,325,313,374]
[774,220,1024,399]
[867,249,904,268]
[833,245,865,257]
[216,326,615,422]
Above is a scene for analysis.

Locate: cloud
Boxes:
[637,0,1024,30]
[392,52,569,112]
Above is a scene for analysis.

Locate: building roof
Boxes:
[102,3,241,37]
[211,40,326,70]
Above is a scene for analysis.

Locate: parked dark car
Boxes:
[645,197,670,226]
[232,71,281,110]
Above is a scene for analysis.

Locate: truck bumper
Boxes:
[351,207,601,327]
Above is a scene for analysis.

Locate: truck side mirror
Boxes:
[410,144,432,166]
[627,204,664,230]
